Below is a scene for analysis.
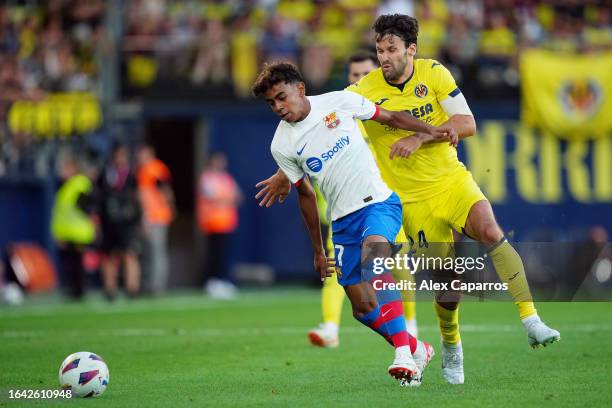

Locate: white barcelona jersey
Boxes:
[270,91,392,221]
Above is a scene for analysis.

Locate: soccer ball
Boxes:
[58,352,109,397]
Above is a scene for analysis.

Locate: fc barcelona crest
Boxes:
[324,112,341,129]
[414,84,428,98]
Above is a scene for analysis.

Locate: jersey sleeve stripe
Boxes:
[448,88,461,98]
[370,105,380,121]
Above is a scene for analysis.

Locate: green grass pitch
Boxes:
[1,290,611,407]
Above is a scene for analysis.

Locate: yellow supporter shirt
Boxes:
[346,59,466,203]
[479,27,517,57]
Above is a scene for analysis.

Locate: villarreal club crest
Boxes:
[414,84,428,98]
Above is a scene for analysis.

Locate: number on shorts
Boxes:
[418,230,429,248]
[334,244,344,267]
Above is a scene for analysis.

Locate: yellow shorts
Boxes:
[401,168,486,246]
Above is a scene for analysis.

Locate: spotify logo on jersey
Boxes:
[306,157,323,172]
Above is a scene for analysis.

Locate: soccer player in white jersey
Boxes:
[251,61,456,386]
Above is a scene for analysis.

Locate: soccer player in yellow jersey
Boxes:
[308,51,419,348]
[343,14,559,384]
[256,14,560,385]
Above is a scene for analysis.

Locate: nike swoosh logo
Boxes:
[381,308,391,317]
[297,143,307,156]
[432,62,440,68]
[509,272,520,281]
[374,98,389,105]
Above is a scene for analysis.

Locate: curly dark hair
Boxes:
[372,14,419,47]
[251,61,305,97]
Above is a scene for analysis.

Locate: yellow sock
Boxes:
[403,301,417,321]
[489,240,537,320]
[321,226,344,325]
[321,271,345,325]
[434,302,461,345]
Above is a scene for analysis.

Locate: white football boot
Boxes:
[307,323,339,348]
[523,315,561,348]
[441,341,464,385]
[411,340,435,385]
[205,278,237,300]
[388,346,421,387]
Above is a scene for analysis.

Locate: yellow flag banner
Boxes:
[7,92,102,139]
[520,49,612,140]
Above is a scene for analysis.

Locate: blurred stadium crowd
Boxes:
[121,0,612,98]
[0,0,105,176]
[1,0,611,104]
[0,0,103,104]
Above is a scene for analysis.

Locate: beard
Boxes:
[382,67,401,81]
[382,56,409,82]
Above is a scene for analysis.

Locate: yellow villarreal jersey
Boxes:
[346,59,466,203]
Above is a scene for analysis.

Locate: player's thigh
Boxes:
[402,197,454,260]
[464,200,505,245]
[446,170,488,238]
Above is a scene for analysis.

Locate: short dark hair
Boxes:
[372,14,419,47]
[251,61,305,97]
[348,51,379,67]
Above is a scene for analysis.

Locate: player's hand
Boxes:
[389,135,423,159]
[432,125,459,147]
[314,252,337,282]
[255,170,291,207]
[441,125,459,147]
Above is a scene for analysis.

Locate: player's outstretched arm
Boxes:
[296,178,335,281]
[389,125,460,159]
[389,115,472,159]
[374,108,450,139]
[255,168,291,207]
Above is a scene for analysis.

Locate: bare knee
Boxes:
[480,223,503,246]
[362,235,391,262]
[436,300,459,311]
[436,291,461,310]
[466,201,504,245]
[352,300,377,320]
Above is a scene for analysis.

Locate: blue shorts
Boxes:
[331,192,402,286]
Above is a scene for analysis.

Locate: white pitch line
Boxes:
[2,324,610,339]
[0,294,321,318]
